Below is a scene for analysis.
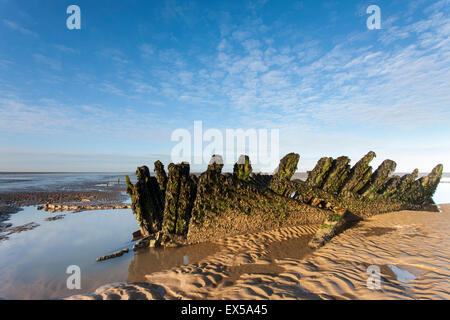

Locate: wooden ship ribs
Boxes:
[126,151,443,249]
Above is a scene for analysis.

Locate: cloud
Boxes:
[98,82,126,96]
[97,48,130,65]
[0,59,13,69]
[159,0,197,26]
[0,97,171,141]
[232,30,252,41]
[0,149,172,172]
[2,19,38,38]
[53,44,79,54]
[33,54,62,71]
[127,79,157,95]
[0,98,71,134]
[139,43,154,58]
[247,0,269,12]
[190,1,449,130]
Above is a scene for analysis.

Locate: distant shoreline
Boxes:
[0,172,134,174]
[1,171,449,176]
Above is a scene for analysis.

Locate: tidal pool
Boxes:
[0,207,220,300]
[433,177,450,205]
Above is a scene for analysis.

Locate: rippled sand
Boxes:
[69,204,450,300]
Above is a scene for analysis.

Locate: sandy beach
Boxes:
[1,171,448,300]
[68,203,450,300]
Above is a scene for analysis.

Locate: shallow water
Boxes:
[0,207,220,299]
[264,236,313,261]
[128,242,222,283]
[387,265,417,284]
[0,173,135,193]
[434,178,450,204]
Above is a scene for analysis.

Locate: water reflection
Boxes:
[433,180,450,205]
[387,265,417,284]
[0,206,222,299]
[0,207,138,299]
[127,242,221,283]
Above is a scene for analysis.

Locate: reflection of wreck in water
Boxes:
[127,242,221,283]
[126,151,443,250]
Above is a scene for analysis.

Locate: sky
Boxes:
[0,0,449,172]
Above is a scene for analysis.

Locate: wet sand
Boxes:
[0,190,129,240]
[69,204,450,300]
[0,189,126,208]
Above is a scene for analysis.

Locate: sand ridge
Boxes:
[68,204,450,300]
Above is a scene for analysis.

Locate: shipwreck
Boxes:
[126,152,443,250]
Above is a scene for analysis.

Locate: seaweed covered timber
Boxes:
[126,152,443,250]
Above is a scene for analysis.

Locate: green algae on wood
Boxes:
[361,159,397,198]
[419,164,443,203]
[154,160,168,203]
[233,155,252,181]
[306,157,333,188]
[269,153,300,195]
[273,153,300,181]
[126,166,164,237]
[341,151,376,194]
[321,156,350,194]
[162,163,196,236]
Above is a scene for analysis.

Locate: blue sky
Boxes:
[0,0,449,172]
